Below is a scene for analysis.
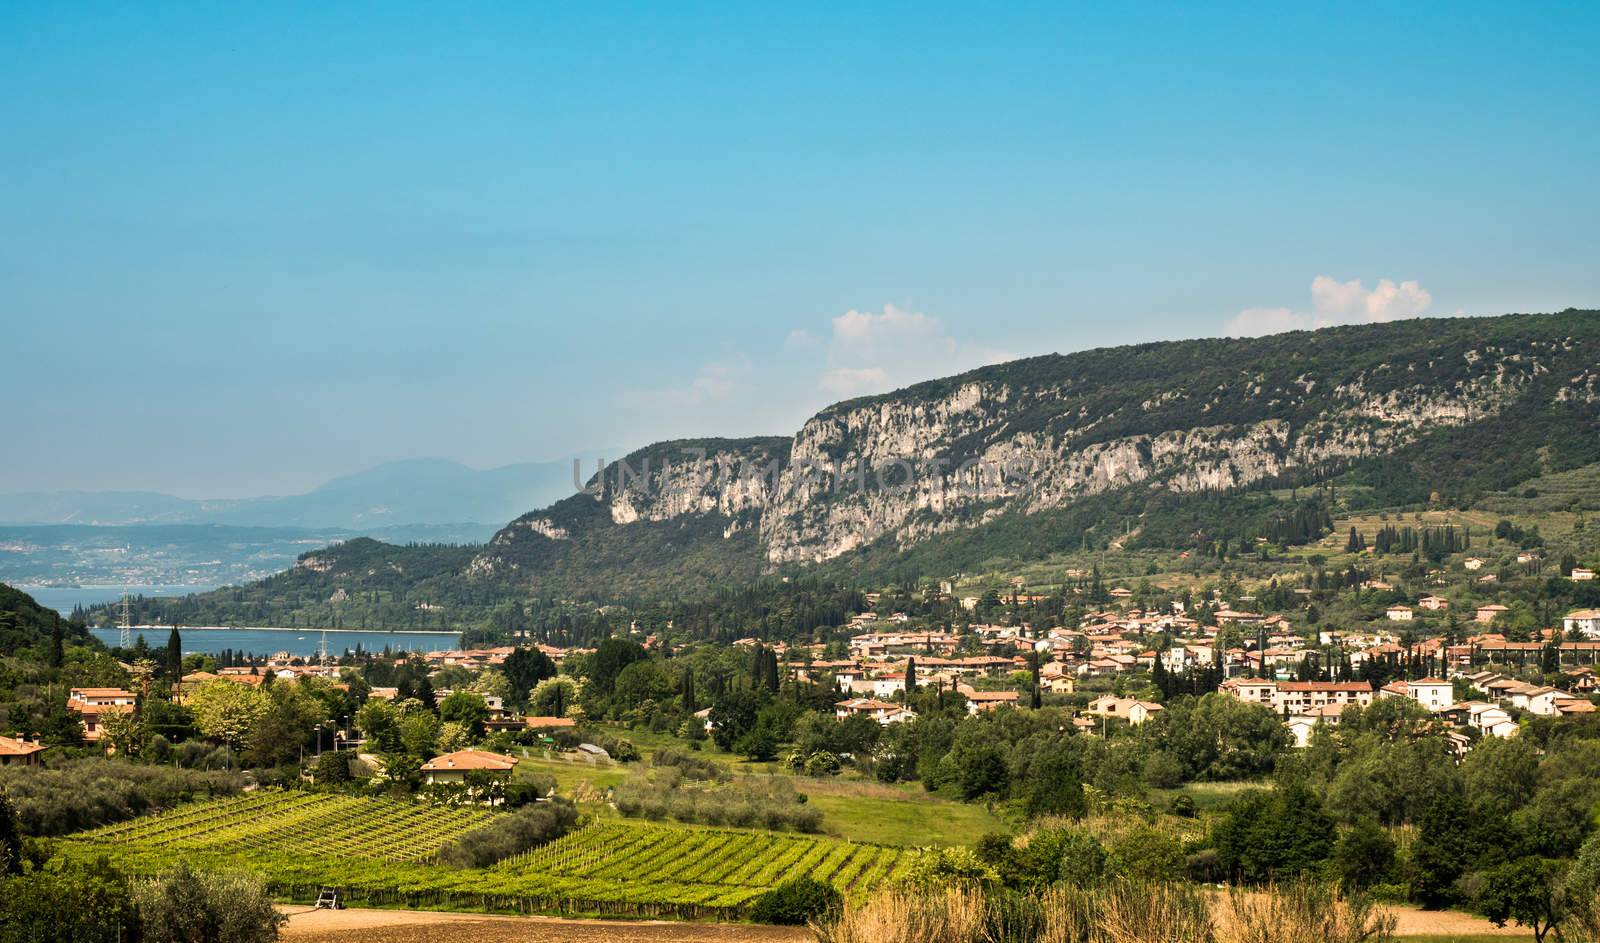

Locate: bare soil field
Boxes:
[1381,904,1527,937]
[280,901,1527,942]
[279,907,810,943]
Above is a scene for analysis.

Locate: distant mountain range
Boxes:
[0,457,587,530]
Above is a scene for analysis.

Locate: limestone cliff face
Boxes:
[758,359,1535,564]
[473,314,1600,581]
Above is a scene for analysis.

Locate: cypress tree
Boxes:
[166,625,183,680]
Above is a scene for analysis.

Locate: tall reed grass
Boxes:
[811,879,1397,943]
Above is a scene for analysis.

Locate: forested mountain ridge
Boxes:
[0,583,93,658]
[109,310,1600,625]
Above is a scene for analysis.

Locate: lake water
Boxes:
[88,626,461,658]
[24,584,221,615]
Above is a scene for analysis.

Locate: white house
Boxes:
[1571,568,1596,582]
[1563,610,1600,638]
[1380,678,1454,712]
[1286,715,1320,748]
[1457,702,1518,738]
[870,672,907,699]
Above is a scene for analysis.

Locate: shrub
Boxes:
[132,861,284,943]
[0,760,243,836]
[0,862,140,943]
[651,747,728,781]
[0,792,19,876]
[749,876,842,925]
[311,749,352,786]
[612,774,821,832]
[436,799,579,868]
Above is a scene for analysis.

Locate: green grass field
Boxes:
[536,724,1009,847]
[794,778,1008,846]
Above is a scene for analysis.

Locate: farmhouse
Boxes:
[1418,596,1450,611]
[1572,568,1596,582]
[1475,604,1510,624]
[419,749,518,786]
[0,734,46,767]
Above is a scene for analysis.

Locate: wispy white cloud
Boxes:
[611,304,1015,441]
[783,329,818,351]
[819,365,890,395]
[1226,276,1434,336]
[814,304,1013,397]
[619,354,754,409]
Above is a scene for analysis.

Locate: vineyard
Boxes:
[75,791,494,862]
[495,821,912,909]
[57,792,910,920]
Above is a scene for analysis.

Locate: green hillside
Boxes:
[0,582,94,658]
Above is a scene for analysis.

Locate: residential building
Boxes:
[1475,604,1510,624]
[963,690,1022,715]
[834,698,915,725]
[418,749,518,786]
[1379,678,1454,712]
[1220,678,1373,714]
[66,687,137,743]
[0,735,46,767]
[1564,609,1600,638]
[1085,695,1164,726]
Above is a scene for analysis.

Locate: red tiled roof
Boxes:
[0,736,46,758]
[419,750,518,772]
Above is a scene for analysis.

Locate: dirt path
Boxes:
[279,907,810,943]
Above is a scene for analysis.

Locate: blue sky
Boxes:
[3,3,1597,497]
